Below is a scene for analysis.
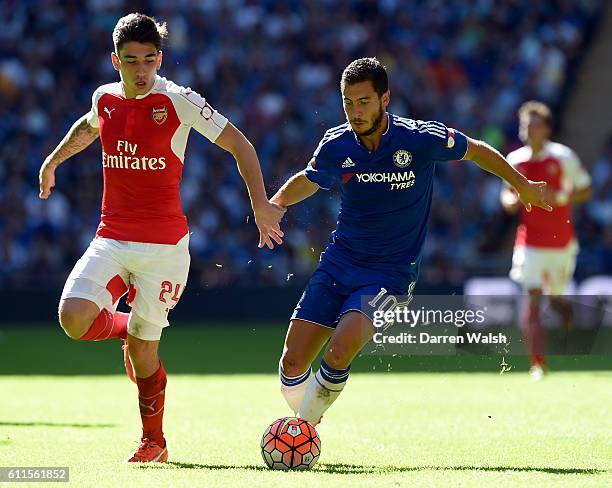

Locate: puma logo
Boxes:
[139,400,156,412]
[104,107,116,119]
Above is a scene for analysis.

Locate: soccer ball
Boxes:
[260,417,321,470]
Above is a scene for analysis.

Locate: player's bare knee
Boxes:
[280,351,308,378]
[58,301,94,339]
[323,348,350,370]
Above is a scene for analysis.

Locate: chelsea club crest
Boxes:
[393,150,412,168]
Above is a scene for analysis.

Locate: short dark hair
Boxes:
[341,57,389,97]
[518,100,553,128]
[112,13,168,53]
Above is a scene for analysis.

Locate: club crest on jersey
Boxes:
[152,106,168,125]
[393,150,412,168]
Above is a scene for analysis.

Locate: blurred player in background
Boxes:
[270,58,551,426]
[501,101,592,380]
[38,13,284,462]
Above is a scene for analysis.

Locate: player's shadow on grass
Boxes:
[316,463,607,475]
[0,421,117,428]
[140,462,269,472]
[139,462,606,475]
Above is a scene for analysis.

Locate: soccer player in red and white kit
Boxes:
[38,13,285,462]
[501,101,592,379]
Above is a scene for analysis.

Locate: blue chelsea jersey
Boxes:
[304,113,468,281]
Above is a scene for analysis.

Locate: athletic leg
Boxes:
[548,246,577,352]
[298,311,374,424]
[125,236,189,463]
[279,319,333,414]
[525,289,546,377]
[59,297,129,341]
[126,331,168,463]
[279,267,345,414]
[511,245,548,376]
[59,239,131,341]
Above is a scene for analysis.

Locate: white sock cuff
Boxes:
[279,366,312,388]
[314,368,346,393]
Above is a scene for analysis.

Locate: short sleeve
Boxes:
[303,138,339,190]
[86,89,102,128]
[562,148,591,190]
[418,120,468,162]
[177,90,228,142]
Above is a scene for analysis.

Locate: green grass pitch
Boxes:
[1,325,611,487]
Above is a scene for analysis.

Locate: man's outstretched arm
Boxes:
[270,170,320,209]
[215,122,286,249]
[39,113,100,199]
[463,137,552,212]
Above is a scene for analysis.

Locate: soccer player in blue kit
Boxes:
[270,58,552,426]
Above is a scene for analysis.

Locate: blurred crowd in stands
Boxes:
[1,0,610,290]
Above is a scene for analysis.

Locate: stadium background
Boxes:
[2,3,612,485]
[1,0,611,352]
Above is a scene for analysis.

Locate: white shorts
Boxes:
[61,235,190,341]
[510,241,577,295]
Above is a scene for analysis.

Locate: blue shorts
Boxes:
[291,258,416,329]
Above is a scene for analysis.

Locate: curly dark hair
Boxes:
[112,13,168,53]
[341,57,389,97]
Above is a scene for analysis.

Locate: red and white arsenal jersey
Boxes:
[507,141,591,249]
[86,75,228,245]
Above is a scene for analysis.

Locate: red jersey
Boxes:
[506,141,591,249]
[86,76,228,245]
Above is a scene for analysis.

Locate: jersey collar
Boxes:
[352,113,392,152]
[380,112,392,141]
[530,140,552,160]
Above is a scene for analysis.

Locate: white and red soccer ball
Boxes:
[260,417,321,470]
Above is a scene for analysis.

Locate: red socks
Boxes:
[524,303,546,366]
[136,362,167,445]
[79,310,128,341]
[79,308,166,445]
[78,307,166,445]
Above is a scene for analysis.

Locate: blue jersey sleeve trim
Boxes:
[304,167,333,190]
[304,156,336,190]
[453,130,469,161]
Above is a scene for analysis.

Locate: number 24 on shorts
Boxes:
[159,281,183,307]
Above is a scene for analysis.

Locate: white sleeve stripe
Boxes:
[323,125,349,139]
[320,126,350,146]
[393,115,412,124]
[392,119,413,128]
[393,116,447,131]
[417,127,446,137]
[392,120,412,130]
[393,119,446,138]
[394,116,445,128]
[327,124,348,134]
[422,122,447,132]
